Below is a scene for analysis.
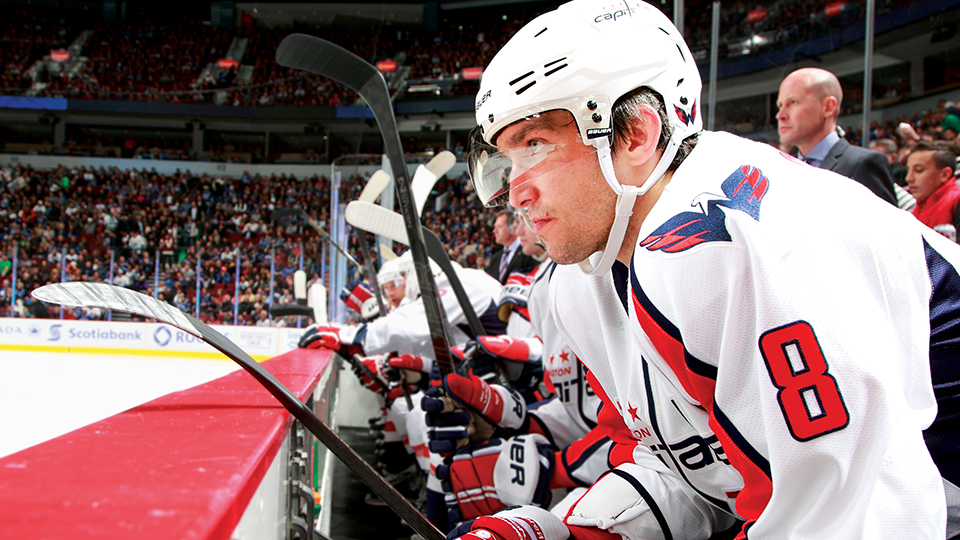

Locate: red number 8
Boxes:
[759,321,849,441]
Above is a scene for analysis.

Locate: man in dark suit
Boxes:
[777,67,897,206]
[484,210,540,284]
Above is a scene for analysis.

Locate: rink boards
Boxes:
[0,319,340,540]
[0,317,306,360]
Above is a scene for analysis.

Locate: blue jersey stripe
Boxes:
[713,403,772,479]
[923,238,960,487]
[608,468,674,540]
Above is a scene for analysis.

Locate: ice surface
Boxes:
[0,351,239,458]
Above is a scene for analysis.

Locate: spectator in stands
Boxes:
[777,67,898,205]
[483,210,539,284]
[942,111,959,144]
[908,140,960,241]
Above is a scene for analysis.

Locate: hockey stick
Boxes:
[346,352,414,410]
[359,169,391,204]
[345,201,487,339]
[270,207,365,276]
[277,34,456,376]
[354,229,388,318]
[31,282,443,540]
[269,304,315,318]
[353,152,455,319]
[412,150,457,217]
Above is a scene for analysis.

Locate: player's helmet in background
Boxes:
[469,0,702,274]
[377,255,407,307]
[380,251,442,306]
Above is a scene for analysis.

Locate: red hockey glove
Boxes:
[352,353,391,393]
[443,372,526,431]
[298,322,365,358]
[339,281,379,320]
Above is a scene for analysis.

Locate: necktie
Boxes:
[499,249,510,281]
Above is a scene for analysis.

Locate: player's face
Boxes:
[382,279,405,308]
[516,219,546,257]
[776,74,827,154]
[906,150,952,203]
[492,214,513,246]
[501,110,616,264]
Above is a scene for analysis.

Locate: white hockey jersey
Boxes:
[363,264,505,358]
[552,131,950,539]
[523,261,610,489]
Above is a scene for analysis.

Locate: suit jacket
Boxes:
[819,138,897,206]
[485,245,541,284]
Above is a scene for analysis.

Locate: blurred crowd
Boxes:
[0,162,499,324]
[1,0,929,107]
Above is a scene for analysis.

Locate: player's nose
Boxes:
[508,177,536,209]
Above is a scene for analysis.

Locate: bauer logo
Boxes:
[475,90,492,112]
[154,327,171,347]
[48,324,62,342]
[586,127,612,139]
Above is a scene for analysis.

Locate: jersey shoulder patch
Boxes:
[640,164,770,254]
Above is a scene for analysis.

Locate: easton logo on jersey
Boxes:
[674,101,697,126]
[640,165,769,253]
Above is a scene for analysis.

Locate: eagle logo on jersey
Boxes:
[674,101,697,126]
[640,165,769,253]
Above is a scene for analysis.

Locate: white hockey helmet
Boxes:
[380,250,442,305]
[377,255,409,307]
[469,0,702,274]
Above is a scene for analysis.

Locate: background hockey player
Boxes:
[423,218,648,525]
[299,250,504,359]
[462,0,956,538]
[299,248,505,530]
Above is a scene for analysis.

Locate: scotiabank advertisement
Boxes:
[0,318,307,360]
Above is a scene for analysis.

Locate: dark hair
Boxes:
[912,140,958,172]
[610,86,698,173]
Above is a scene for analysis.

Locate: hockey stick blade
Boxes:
[271,207,365,275]
[277,33,456,376]
[359,169,391,204]
[413,151,456,217]
[31,282,444,540]
[269,304,316,319]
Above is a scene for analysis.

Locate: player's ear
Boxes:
[941,165,955,184]
[822,95,839,119]
[615,103,662,168]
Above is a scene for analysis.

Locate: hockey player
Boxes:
[299,250,505,358]
[300,249,505,530]
[461,0,955,539]
[424,219,713,534]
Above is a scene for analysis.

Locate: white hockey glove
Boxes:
[450,505,570,540]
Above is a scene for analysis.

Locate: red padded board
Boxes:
[0,347,335,540]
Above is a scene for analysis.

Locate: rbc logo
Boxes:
[154,327,171,347]
[48,324,62,342]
